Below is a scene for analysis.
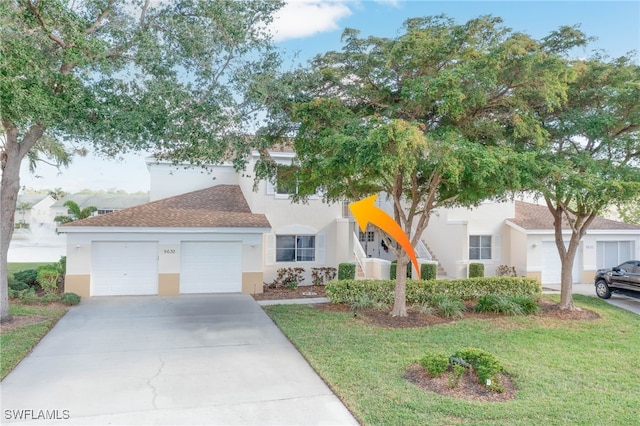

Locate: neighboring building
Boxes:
[59,152,640,297]
[423,200,640,284]
[14,194,56,230]
[52,193,150,218]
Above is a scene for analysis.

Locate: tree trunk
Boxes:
[1,123,44,322]
[558,240,578,310]
[1,139,22,322]
[391,255,409,317]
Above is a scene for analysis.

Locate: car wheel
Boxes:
[595,280,612,299]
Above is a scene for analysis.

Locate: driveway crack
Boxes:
[147,355,165,409]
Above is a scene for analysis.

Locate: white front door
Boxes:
[180,242,242,293]
[541,241,581,284]
[91,242,158,296]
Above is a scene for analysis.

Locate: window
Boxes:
[275,165,298,195]
[276,235,315,262]
[359,231,375,242]
[469,235,492,260]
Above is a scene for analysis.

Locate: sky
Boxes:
[20,0,640,194]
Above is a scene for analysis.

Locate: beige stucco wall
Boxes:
[158,273,180,296]
[242,272,264,294]
[526,271,542,282]
[64,274,90,298]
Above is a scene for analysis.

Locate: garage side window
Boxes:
[469,235,491,260]
[276,235,316,262]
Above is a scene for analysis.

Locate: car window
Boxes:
[618,262,636,273]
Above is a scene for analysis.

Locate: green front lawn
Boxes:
[7,262,50,277]
[265,295,640,425]
[1,304,69,380]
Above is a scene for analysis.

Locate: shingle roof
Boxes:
[510,201,640,230]
[60,185,270,229]
[17,194,50,208]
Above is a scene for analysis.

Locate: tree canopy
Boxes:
[0,0,283,322]
[257,15,582,316]
[530,55,640,309]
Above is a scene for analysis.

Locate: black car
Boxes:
[594,260,640,299]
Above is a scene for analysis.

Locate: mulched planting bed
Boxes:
[252,285,327,300]
[0,315,49,333]
[404,363,517,402]
[312,298,600,329]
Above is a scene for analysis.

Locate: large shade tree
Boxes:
[255,15,582,316]
[531,55,640,310]
[0,0,283,322]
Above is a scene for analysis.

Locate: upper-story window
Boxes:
[469,235,492,260]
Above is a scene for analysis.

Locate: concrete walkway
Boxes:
[0,294,358,425]
[543,283,640,315]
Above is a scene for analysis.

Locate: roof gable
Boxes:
[60,185,270,229]
[510,201,640,231]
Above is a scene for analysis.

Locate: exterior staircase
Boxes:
[422,240,448,277]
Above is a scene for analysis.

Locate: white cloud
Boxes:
[270,0,353,42]
[374,0,400,7]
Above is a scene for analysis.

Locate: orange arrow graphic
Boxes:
[349,194,421,280]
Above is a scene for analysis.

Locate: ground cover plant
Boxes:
[264,295,640,425]
[0,304,68,379]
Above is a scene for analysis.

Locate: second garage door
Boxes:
[180,242,242,293]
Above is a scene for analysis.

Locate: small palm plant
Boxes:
[54,200,97,224]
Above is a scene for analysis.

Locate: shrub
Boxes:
[474,295,523,315]
[61,292,81,306]
[40,293,61,304]
[469,263,485,278]
[326,277,541,305]
[267,267,305,288]
[37,265,61,294]
[58,256,67,274]
[13,269,38,287]
[349,294,389,311]
[449,363,467,389]
[474,294,541,315]
[311,267,337,285]
[420,263,437,281]
[390,260,412,279]
[8,279,29,291]
[454,348,505,392]
[496,264,517,277]
[338,263,356,280]
[419,352,449,377]
[19,288,39,305]
[284,281,298,290]
[8,288,19,299]
[429,294,466,318]
[512,295,542,315]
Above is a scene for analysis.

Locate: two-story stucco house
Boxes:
[61,150,353,297]
[60,149,640,297]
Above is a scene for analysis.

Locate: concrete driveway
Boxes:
[0,294,358,425]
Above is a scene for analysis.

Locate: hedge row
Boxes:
[325,277,541,304]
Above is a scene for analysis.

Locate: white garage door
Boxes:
[597,241,633,269]
[541,241,581,284]
[92,242,158,296]
[180,242,242,293]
